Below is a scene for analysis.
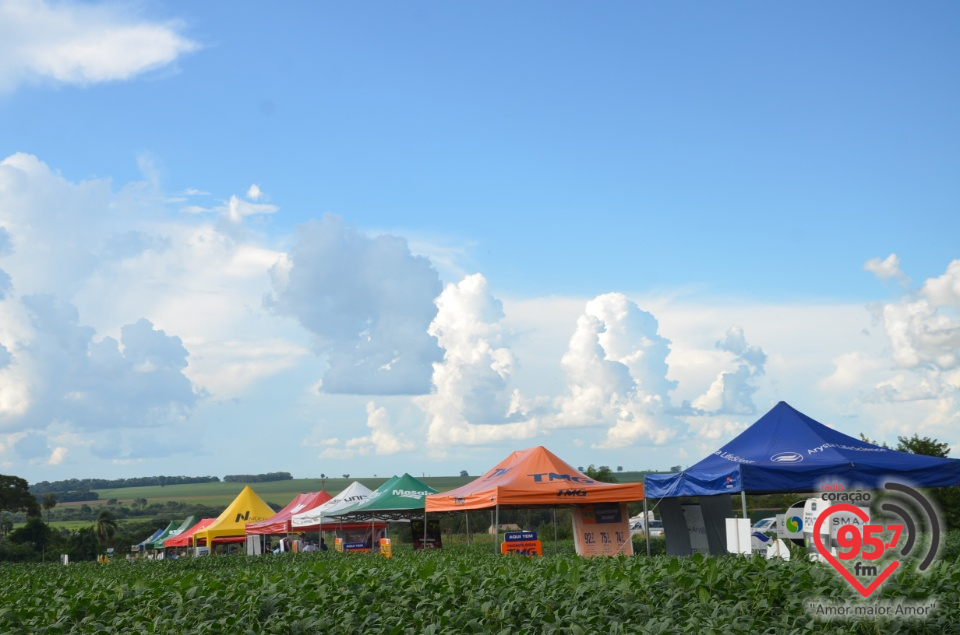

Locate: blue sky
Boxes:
[1,1,958,485]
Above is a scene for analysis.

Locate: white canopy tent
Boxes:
[291,481,373,529]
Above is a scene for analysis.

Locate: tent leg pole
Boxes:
[423,511,428,548]
[553,508,558,555]
[741,491,748,519]
[644,498,650,557]
[465,512,470,547]
[495,504,500,555]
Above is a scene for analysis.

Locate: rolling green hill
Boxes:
[30,470,653,532]
[77,470,648,507]
[89,475,483,509]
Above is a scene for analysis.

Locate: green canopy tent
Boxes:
[332,473,438,549]
[148,515,199,551]
[142,521,178,552]
[333,475,400,519]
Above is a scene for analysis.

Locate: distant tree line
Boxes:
[29,475,222,495]
[49,490,100,503]
[222,472,293,483]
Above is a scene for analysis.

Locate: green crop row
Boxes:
[0,547,957,634]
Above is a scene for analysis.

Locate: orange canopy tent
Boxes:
[425,445,644,511]
[245,491,332,535]
[426,446,644,555]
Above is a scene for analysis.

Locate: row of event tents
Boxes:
[138,401,960,555]
[149,473,442,550]
[140,447,648,551]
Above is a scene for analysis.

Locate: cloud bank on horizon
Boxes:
[1,1,958,482]
[2,150,959,480]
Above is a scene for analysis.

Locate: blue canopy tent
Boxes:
[645,401,960,555]
[133,526,166,554]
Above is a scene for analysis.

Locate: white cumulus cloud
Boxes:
[267,215,443,395]
[878,298,960,371]
[692,325,767,415]
[864,253,907,284]
[0,0,198,92]
[921,259,960,307]
[550,293,686,448]
[327,401,415,458]
[48,446,67,465]
[851,258,960,446]
[421,274,538,449]
[0,153,313,468]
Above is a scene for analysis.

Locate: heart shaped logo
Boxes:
[813,503,899,598]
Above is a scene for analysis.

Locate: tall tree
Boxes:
[42,493,57,521]
[0,474,41,518]
[896,434,950,458]
[583,465,618,483]
[95,510,118,547]
[71,527,98,560]
[859,432,889,448]
[890,433,959,531]
[9,517,55,558]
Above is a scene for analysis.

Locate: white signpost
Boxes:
[725,518,752,555]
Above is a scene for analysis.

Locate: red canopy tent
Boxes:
[246,491,332,535]
[164,517,216,548]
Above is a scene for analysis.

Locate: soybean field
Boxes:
[1,545,958,634]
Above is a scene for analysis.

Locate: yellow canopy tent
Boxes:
[192,485,275,546]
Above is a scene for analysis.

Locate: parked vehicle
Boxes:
[751,517,777,533]
[630,519,664,538]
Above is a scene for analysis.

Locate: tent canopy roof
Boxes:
[334,473,437,520]
[330,476,399,520]
[150,516,199,549]
[191,486,275,545]
[245,491,332,535]
[141,521,178,549]
[645,401,960,498]
[291,481,373,528]
[135,526,165,548]
[164,517,215,548]
[426,446,644,512]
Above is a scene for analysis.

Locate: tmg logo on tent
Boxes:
[527,472,595,484]
[486,467,513,480]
